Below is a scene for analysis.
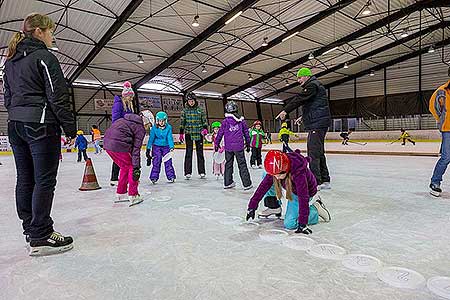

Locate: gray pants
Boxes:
[224,150,252,188]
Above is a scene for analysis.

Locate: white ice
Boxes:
[1,149,450,299]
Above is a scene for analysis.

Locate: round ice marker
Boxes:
[178,204,200,212]
[151,195,172,202]
[341,254,382,273]
[282,236,316,251]
[190,208,212,216]
[204,211,227,221]
[220,216,243,225]
[234,221,259,232]
[427,276,450,299]
[377,267,426,289]
[259,229,289,242]
[307,244,346,260]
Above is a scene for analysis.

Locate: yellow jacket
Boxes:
[400,132,410,139]
[429,80,450,132]
[278,127,295,140]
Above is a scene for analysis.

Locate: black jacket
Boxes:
[3,37,76,137]
[283,76,331,130]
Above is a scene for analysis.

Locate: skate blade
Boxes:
[114,199,129,203]
[129,199,144,207]
[29,244,73,256]
[430,191,441,197]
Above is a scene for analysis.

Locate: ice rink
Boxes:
[1,149,450,300]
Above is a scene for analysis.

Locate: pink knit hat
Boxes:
[122,81,135,98]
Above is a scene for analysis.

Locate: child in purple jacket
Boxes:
[104,113,148,207]
[214,101,252,190]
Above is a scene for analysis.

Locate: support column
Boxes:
[384,67,388,131]
[256,99,262,121]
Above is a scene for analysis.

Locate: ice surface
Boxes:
[1,150,450,299]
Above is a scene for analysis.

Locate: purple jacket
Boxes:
[215,113,250,152]
[104,113,146,168]
[112,95,133,123]
[248,150,317,225]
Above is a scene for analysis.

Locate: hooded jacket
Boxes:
[3,37,76,137]
[112,95,133,123]
[103,113,146,168]
[147,123,174,150]
[248,150,317,225]
[283,76,330,131]
[179,98,207,141]
[75,134,88,150]
[215,113,250,152]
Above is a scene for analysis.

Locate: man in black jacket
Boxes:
[276,67,331,189]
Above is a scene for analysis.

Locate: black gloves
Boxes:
[146,149,152,166]
[246,208,256,221]
[132,168,141,181]
[295,224,312,235]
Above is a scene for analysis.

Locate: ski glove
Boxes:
[145,149,152,166]
[132,168,141,181]
[295,224,312,235]
[246,208,256,221]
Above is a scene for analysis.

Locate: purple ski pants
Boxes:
[150,145,176,181]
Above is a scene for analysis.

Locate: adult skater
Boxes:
[246,150,330,234]
[179,92,208,179]
[276,67,331,190]
[4,13,76,255]
[429,69,450,197]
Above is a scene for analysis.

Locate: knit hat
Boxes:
[122,81,135,98]
[297,67,312,77]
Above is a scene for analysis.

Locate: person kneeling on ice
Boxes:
[104,112,149,206]
[340,129,352,145]
[246,150,331,234]
[146,111,176,184]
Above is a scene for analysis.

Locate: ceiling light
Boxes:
[138,54,144,64]
[282,32,298,42]
[369,70,375,77]
[344,62,349,69]
[201,65,207,73]
[248,74,253,81]
[262,37,268,47]
[225,11,242,25]
[323,46,338,55]
[428,45,435,53]
[308,52,314,60]
[49,47,59,51]
[400,29,409,38]
[362,1,372,16]
[192,15,199,27]
[285,79,289,86]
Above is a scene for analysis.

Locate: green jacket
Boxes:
[250,128,265,148]
[180,106,207,141]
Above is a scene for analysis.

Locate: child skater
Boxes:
[91,125,102,154]
[211,121,225,179]
[249,120,265,168]
[215,101,252,190]
[146,111,176,184]
[74,130,89,162]
[246,149,331,234]
[104,112,149,206]
[399,128,416,146]
[278,122,296,153]
[340,129,353,145]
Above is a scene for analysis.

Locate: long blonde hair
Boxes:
[122,96,135,113]
[273,173,293,201]
[7,13,55,59]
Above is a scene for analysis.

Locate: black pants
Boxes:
[111,162,120,181]
[224,150,252,187]
[8,121,61,241]
[77,149,89,162]
[402,138,415,145]
[282,142,293,153]
[307,129,330,185]
[250,147,262,166]
[184,134,205,175]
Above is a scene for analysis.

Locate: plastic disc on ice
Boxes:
[377,267,426,289]
[427,276,450,299]
[178,205,200,212]
[259,229,289,242]
[190,208,212,216]
[307,244,346,260]
[282,236,316,251]
[234,221,259,232]
[151,195,172,202]
[342,254,382,273]
[220,216,243,225]
[204,211,227,221]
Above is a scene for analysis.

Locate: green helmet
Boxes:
[211,121,221,129]
[297,67,312,77]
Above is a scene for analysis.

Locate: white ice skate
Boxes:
[429,183,442,197]
[243,184,253,190]
[313,198,331,222]
[258,207,282,219]
[258,165,262,169]
[224,182,236,189]
[115,193,129,203]
[251,165,256,169]
[318,182,331,190]
[110,180,118,186]
[129,195,144,207]
[168,178,175,183]
[199,173,206,179]
[185,174,192,180]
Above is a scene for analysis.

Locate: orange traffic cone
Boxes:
[79,158,101,191]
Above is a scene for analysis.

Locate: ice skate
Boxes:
[215,174,220,180]
[258,165,262,169]
[110,180,118,186]
[185,174,192,180]
[29,232,73,256]
[199,173,206,179]
[224,182,236,189]
[168,178,175,183]
[129,194,144,207]
[243,184,253,190]
[258,207,282,219]
[251,164,256,169]
[318,182,331,190]
[430,183,442,197]
[151,179,158,184]
[115,193,129,203]
[313,198,331,222]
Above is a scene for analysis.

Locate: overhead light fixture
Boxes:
[308,52,314,60]
[344,62,349,69]
[138,54,144,64]
[285,79,289,86]
[248,74,253,81]
[323,46,338,55]
[225,11,242,25]
[282,32,298,42]
[400,29,409,38]
[201,65,207,73]
[369,70,375,77]
[262,37,268,47]
[428,45,435,53]
[49,46,59,51]
[192,15,199,27]
[362,1,372,16]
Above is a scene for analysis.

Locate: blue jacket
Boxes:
[147,124,174,150]
[75,135,88,150]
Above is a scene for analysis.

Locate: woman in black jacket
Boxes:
[3,13,76,256]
